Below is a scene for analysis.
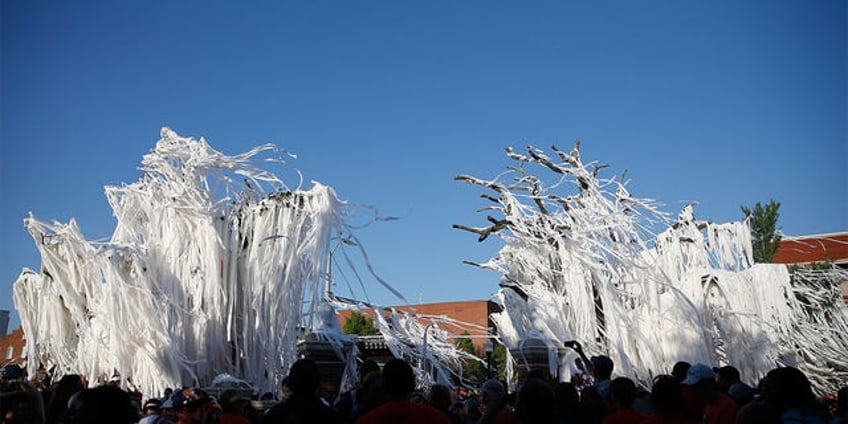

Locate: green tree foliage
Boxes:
[456,333,486,384]
[491,342,508,381]
[342,311,378,336]
[741,200,781,263]
[455,333,509,384]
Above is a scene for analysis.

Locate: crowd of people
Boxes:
[2,346,847,424]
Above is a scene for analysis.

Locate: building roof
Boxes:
[337,299,499,350]
[772,232,848,265]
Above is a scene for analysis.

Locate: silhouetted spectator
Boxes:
[429,384,460,423]
[672,362,691,384]
[834,386,848,423]
[67,385,138,424]
[591,355,615,400]
[603,377,647,424]
[642,375,696,424]
[460,397,481,424]
[171,387,219,424]
[137,398,163,424]
[218,389,251,424]
[580,386,606,424]
[552,382,581,423]
[46,374,84,424]
[682,363,737,424]
[515,377,553,424]
[355,358,449,424]
[477,378,516,424]
[1,376,46,424]
[716,366,756,408]
[761,367,827,423]
[336,359,381,422]
[735,400,778,424]
[262,358,343,424]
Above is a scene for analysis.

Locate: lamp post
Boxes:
[484,339,494,379]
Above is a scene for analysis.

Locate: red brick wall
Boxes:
[0,328,26,367]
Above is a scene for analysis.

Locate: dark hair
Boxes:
[360,359,380,381]
[287,358,321,396]
[716,366,740,383]
[762,367,816,413]
[47,374,84,423]
[0,380,46,424]
[428,384,452,413]
[69,386,137,424]
[671,361,690,383]
[381,359,416,398]
[516,378,554,424]
[610,377,638,408]
[651,375,684,414]
[591,356,614,379]
[554,382,579,412]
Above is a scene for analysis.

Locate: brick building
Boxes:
[0,327,26,367]
[772,231,848,302]
[337,299,501,351]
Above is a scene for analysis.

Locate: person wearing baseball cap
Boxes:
[218,389,251,424]
[682,363,737,424]
[171,387,219,424]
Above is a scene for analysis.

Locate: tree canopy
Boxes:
[742,199,781,263]
[342,311,378,336]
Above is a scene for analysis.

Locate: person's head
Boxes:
[217,389,249,414]
[727,382,757,407]
[160,399,176,419]
[279,376,293,400]
[1,379,46,424]
[46,374,84,418]
[428,384,452,412]
[171,387,217,424]
[736,400,778,424]
[381,359,416,399]
[463,397,480,418]
[651,375,684,414]
[681,363,717,399]
[358,371,384,409]
[359,359,380,382]
[715,365,741,392]
[516,378,554,424]
[164,387,174,399]
[579,386,606,417]
[591,355,614,379]
[671,361,691,383]
[143,398,162,416]
[836,386,848,420]
[479,378,505,405]
[287,358,321,397]
[609,377,638,410]
[68,386,138,424]
[761,366,816,414]
[553,382,579,412]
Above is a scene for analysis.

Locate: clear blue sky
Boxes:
[2,1,846,333]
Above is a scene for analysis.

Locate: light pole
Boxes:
[484,339,494,379]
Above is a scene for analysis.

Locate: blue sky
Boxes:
[2,1,846,332]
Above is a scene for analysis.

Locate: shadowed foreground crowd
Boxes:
[2,349,846,424]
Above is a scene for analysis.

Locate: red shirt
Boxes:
[704,393,738,424]
[220,413,252,424]
[603,409,648,424]
[641,412,699,424]
[356,400,450,424]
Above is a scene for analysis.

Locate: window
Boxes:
[5,346,13,360]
